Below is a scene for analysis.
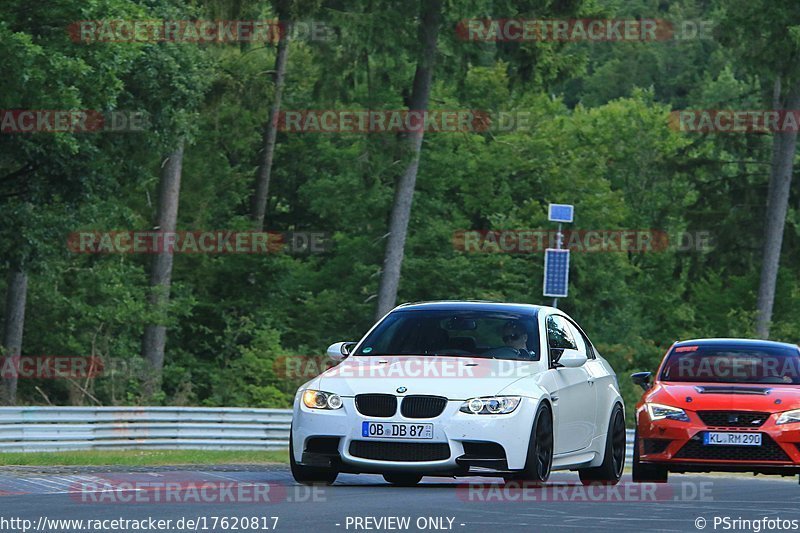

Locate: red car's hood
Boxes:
[646,382,800,412]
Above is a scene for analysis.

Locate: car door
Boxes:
[564,318,601,440]
[544,314,595,454]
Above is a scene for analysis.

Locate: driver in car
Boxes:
[502,321,534,359]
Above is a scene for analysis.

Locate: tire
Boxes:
[506,403,553,483]
[631,426,668,483]
[383,473,423,486]
[289,429,339,485]
[579,403,625,485]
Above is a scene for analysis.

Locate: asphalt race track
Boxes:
[0,465,797,533]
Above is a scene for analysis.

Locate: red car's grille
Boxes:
[697,411,768,428]
[675,434,790,462]
[349,440,450,462]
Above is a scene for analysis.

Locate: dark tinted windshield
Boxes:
[660,344,800,384]
[354,310,540,360]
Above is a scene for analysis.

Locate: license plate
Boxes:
[703,432,762,446]
[361,421,433,439]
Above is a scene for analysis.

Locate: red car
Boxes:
[632,338,800,483]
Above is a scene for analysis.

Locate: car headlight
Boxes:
[459,396,521,415]
[646,402,690,422]
[776,408,800,425]
[302,389,343,410]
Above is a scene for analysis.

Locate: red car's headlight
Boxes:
[776,409,800,425]
[646,402,690,422]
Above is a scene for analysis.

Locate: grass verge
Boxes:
[0,449,289,467]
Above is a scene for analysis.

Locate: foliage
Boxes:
[0,0,798,422]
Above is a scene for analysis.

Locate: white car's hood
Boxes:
[316,355,533,399]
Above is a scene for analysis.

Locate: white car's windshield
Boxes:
[353,310,540,361]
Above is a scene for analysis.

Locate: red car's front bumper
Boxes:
[636,408,800,474]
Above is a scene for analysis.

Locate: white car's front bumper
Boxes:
[291,396,539,473]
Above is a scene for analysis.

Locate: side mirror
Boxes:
[631,371,652,392]
[556,348,587,368]
[326,341,356,361]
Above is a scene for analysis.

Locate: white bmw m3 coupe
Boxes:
[290,301,625,486]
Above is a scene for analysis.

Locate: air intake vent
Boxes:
[304,437,341,455]
[694,386,771,395]
[349,441,450,462]
[675,434,789,462]
[643,439,671,455]
[461,441,506,459]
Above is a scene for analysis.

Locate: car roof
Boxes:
[393,300,549,316]
[674,338,799,350]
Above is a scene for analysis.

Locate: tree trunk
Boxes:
[755,78,800,338]
[141,141,184,399]
[375,0,443,320]
[251,19,292,230]
[1,268,28,405]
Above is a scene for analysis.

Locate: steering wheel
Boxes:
[482,346,527,360]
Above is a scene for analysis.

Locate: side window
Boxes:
[546,315,577,350]
[566,321,588,357]
[569,322,589,357]
[566,319,597,360]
